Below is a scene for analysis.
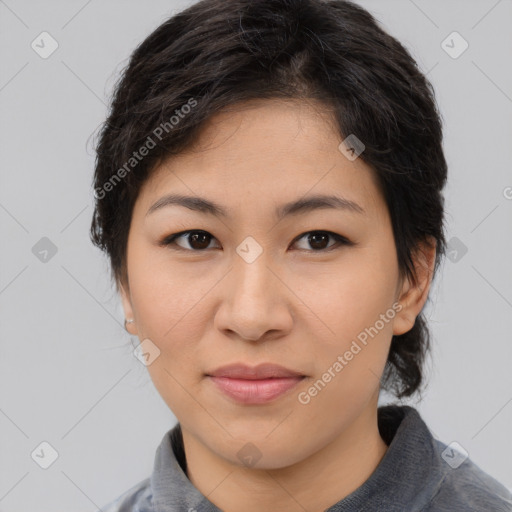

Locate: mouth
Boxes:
[206,375,306,404]
[205,363,307,404]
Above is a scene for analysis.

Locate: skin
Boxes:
[120,98,436,512]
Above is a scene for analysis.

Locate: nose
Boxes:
[214,251,293,342]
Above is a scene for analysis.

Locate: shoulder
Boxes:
[101,477,153,512]
[425,439,512,511]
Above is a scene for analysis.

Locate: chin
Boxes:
[212,434,310,471]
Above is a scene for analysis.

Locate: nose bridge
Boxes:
[213,240,292,341]
[231,243,274,303]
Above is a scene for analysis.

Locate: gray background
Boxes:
[1,0,511,510]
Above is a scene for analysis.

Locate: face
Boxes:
[120,99,432,469]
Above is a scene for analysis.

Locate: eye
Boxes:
[161,230,220,251]
[292,230,353,252]
[160,229,353,252]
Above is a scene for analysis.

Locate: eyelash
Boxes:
[159,230,354,253]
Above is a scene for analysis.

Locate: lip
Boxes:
[206,363,306,404]
[207,362,305,379]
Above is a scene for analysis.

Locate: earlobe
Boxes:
[392,237,437,337]
[119,282,138,335]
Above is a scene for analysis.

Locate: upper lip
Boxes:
[206,363,306,380]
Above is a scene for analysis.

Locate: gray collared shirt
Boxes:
[102,405,512,511]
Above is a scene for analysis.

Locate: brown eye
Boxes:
[162,230,219,251]
[292,231,352,252]
[161,229,352,253]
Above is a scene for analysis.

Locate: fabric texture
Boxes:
[102,405,512,511]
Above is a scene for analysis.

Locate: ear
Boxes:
[393,237,437,336]
[120,281,138,336]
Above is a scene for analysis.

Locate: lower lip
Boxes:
[207,376,305,404]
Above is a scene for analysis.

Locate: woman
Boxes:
[91,0,512,510]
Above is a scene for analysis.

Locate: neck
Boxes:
[181,393,388,512]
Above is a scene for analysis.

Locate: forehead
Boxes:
[136,99,386,221]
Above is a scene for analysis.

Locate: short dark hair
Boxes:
[90,0,448,399]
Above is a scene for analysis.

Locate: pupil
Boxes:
[309,232,328,250]
[190,232,210,249]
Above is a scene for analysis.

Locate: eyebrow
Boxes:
[146,193,365,219]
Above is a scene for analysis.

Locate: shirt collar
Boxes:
[326,405,447,511]
[150,405,446,512]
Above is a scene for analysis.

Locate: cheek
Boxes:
[126,253,215,410]
[128,244,211,340]
[297,248,398,401]
[299,251,398,345]
[298,272,396,416]
[128,259,210,419]
[126,230,398,415]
